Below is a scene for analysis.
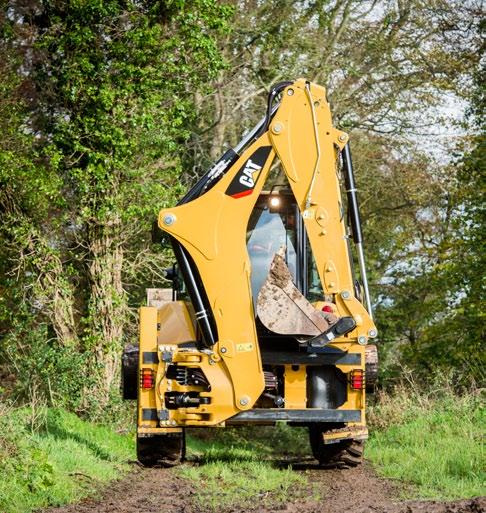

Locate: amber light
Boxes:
[140,368,155,389]
[349,369,365,390]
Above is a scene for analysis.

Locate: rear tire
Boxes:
[137,431,185,467]
[309,426,364,468]
[365,344,379,392]
[121,344,139,400]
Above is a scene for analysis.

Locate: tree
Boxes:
[0,0,231,411]
[186,0,483,384]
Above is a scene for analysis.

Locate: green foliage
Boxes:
[0,0,484,419]
[0,0,232,408]
[0,406,135,513]
[373,49,485,385]
[367,382,485,499]
[4,327,90,411]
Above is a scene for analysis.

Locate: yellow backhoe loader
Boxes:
[122,78,378,468]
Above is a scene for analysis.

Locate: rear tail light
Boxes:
[349,369,365,390]
[140,368,155,389]
[322,305,333,313]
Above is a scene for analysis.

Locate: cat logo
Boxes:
[225,146,272,199]
[238,159,262,188]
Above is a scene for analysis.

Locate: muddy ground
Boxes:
[44,459,485,513]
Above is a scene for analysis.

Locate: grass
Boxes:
[1,380,483,512]
[367,383,486,500]
[0,405,135,513]
[180,383,485,511]
[179,423,309,511]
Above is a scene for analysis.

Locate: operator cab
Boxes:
[246,190,324,308]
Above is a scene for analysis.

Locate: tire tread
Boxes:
[309,427,364,468]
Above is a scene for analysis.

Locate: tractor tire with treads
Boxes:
[309,426,364,468]
[136,431,185,467]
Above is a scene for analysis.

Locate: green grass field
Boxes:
[0,407,135,513]
[0,385,483,512]
[367,386,485,500]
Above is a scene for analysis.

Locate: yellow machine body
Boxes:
[134,79,377,461]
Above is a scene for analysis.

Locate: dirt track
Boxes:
[44,460,485,513]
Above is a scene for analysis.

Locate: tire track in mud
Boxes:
[43,461,485,513]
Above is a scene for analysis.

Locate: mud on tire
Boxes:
[137,432,185,468]
[309,426,364,468]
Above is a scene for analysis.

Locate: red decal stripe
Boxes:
[231,189,253,199]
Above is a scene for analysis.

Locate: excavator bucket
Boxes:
[256,248,335,336]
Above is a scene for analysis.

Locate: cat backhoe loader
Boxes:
[122,78,378,468]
